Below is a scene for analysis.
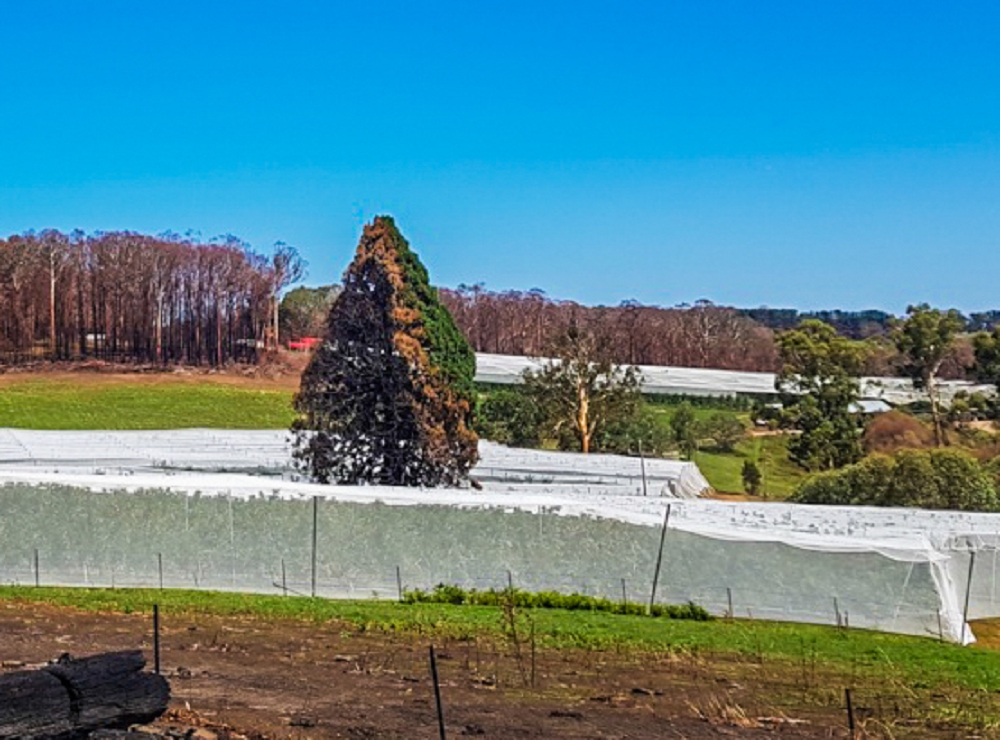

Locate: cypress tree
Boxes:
[292,216,478,486]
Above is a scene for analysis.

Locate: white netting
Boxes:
[474,352,995,404]
[1,429,998,643]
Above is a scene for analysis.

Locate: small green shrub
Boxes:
[403,583,712,621]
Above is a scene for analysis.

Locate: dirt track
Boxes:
[0,601,872,739]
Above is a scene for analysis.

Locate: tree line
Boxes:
[439,285,984,378]
[0,230,303,366]
[439,286,780,371]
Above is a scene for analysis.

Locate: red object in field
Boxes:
[288,337,321,351]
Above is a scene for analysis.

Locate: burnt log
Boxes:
[0,651,169,739]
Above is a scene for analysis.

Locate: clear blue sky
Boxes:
[1,1,998,313]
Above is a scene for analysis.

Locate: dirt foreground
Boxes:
[0,601,882,739]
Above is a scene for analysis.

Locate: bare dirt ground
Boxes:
[0,601,881,739]
[0,354,309,391]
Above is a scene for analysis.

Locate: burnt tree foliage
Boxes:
[0,229,302,366]
[293,217,477,486]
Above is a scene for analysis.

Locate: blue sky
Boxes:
[1,1,997,313]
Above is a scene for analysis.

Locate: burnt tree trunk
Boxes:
[0,651,169,739]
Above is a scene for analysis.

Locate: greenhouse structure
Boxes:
[0,429,998,643]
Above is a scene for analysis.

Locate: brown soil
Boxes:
[0,357,307,392]
[0,602,882,739]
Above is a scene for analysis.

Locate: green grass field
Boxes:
[647,405,809,498]
[2,586,998,695]
[0,377,295,429]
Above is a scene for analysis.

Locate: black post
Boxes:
[727,587,733,619]
[962,551,977,643]
[33,548,39,588]
[157,552,163,590]
[153,604,161,676]
[621,578,628,610]
[639,439,647,497]
[429,645,447,740]
[311,495,319,598]
[396,565,403,602]
[281,559,288,597]
[648,504,672,614]
[845,688,855,735]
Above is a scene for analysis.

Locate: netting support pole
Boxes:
[311,495,319,598]
[429,645,447,740]
[962,551,977,644]
[639,440,647,497]
[648,504,672,615]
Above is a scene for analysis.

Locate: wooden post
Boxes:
[648,504,672,614]
[429,645,447,740]
[962,551,977,643]
[507,569,514,593]
[397,565,404,603]
[621,578,628,610]
[727,587,733,619]
[834,597,842,628]
[152,604,161,676]
[639,439,647,497]
[281,559,288,597]
[34,548,39,587]
[845,688,855,736]
[311,495,319,598]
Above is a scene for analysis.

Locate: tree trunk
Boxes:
[577,382,591,454]
[0,651,169,739]
[49,255,57,357]
[928,371,944,447]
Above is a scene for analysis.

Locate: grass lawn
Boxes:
[0,375,295,429]
[2,585,999,696]
[647,404,809,498]
[695,435,808,499]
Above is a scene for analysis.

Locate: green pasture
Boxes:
[0,378,295,429]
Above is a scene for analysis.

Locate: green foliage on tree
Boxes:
[972,328,1000,419]
[279,285,340,341]
[894,304,965,445]
[292,216,477,486]
[596,403,674,457]
[474,387,544,448]
[389,221,476,403]
[523,326,642,454]
[669,402,698,460]
[697,411,745,452]
[776,320,865,471]
[791,448,999,512]
[741,459,762,496]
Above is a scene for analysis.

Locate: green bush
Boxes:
[596,403,673,456]
[475,387,544,447]
[792,448,1000,512]
[698,411,746,452]
[403,583,712,621]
